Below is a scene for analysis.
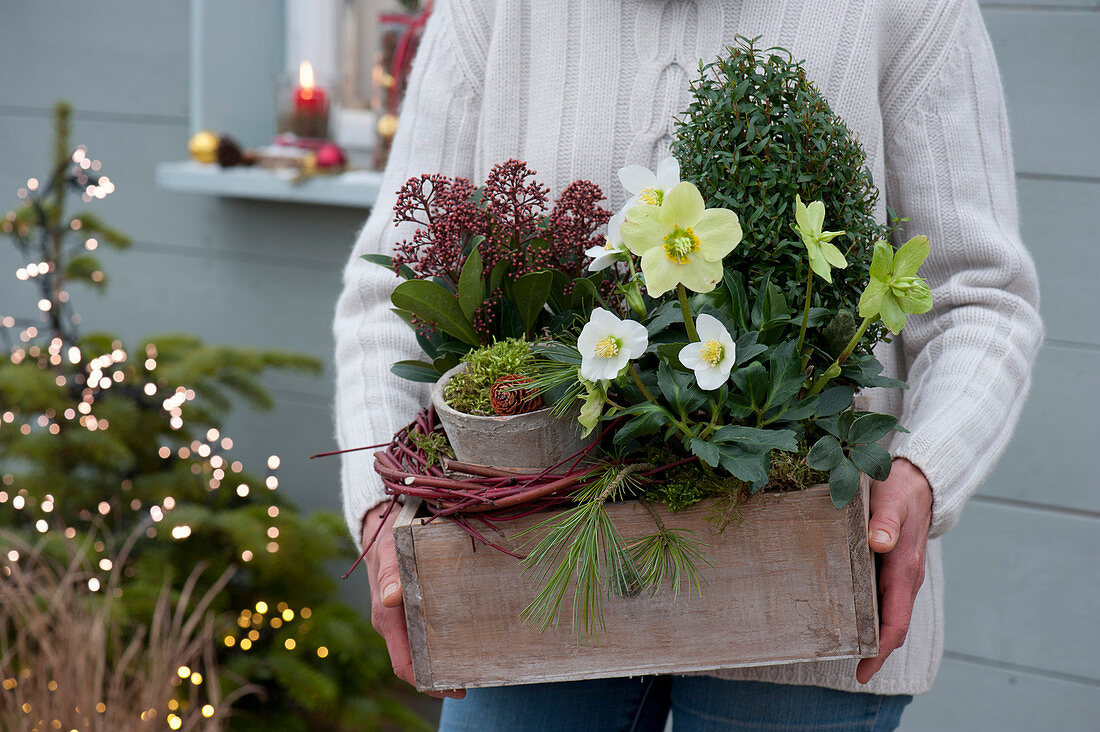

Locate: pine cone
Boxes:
[489,375,542,416]
[216,135,245,167]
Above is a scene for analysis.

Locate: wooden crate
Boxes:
[393,476,878,692]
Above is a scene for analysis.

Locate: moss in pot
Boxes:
[432,339,591,472]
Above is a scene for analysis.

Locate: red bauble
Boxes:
[315,143,347,169]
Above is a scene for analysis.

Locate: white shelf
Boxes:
[155,161,382,208]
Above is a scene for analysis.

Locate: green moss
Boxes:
[767,443,829,492]
[444,338,534,415]
[639,442,828,524]
[639,446,746,513]
[408,427,454,467]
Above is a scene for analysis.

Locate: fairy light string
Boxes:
[1,116,309,730]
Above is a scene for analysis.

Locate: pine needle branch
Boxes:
[517,465,646,643]
[628,501,713,601]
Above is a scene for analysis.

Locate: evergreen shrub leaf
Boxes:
[391,360,440,383]
[457,246,484,319]
[391,279,480,346]
[829,458,862,508]
[848,442,893,481]
[806,435,844,472]
[689,437,720,468]
[847,412,899,446]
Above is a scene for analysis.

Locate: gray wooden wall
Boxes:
[0,2,1095,729]
[899,2,1100,729]
[0,1,366,610]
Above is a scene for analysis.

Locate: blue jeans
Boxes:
[439,676,912,731]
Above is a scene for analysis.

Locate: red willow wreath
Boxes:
[318,409,698,577]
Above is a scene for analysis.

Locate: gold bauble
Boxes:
[301,152,319,177]
[188,130,220,163]
[376,113,399,139]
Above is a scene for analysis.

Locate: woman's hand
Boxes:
[362,503,466,700]
[856,458,933,684]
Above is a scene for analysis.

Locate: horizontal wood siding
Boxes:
[902,4,1100,730]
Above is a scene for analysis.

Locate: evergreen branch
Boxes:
[71,211,131,248]
[517,464,647,642]
[628,501,713,601]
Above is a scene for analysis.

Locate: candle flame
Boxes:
[299,61,315,89]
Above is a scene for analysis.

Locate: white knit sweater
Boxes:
[333,0,1042,696]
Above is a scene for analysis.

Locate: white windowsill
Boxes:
[155,161,382,208]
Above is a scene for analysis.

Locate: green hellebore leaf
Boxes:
[690,437,721,468]
[847,412,900,445]
[657,361,706,414]
[731,361,768,410]
[892,235,930,279]
[858,279,888,319]
[816,385,856,417]
[818,239,848,270]
[711,425,798,453]
[806,434,844,471]
[869,240,893,283]
[849,442,893,482]
[612,402,670,444]
[724,269,750,331]
[766,340,804,408]
[777,395,819,421]
[734,331,767,366]
[716,444,772,486]
[879,292,908,334]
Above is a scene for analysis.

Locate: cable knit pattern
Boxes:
[332,0,1042,696]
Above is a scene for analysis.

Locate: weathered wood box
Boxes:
[393,475,879,692]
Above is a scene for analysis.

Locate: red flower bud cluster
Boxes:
[390,161,611,284]
[391,174,481,281]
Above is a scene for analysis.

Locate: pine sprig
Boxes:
[518,496,632,642]
[517,464,713,642]
[628,501,713,600]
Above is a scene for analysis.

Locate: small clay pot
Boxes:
[431,364,591,473]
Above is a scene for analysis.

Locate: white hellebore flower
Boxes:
[619,157,681,209]
[678,314,736,391]
[585,210,629,272]
[577,307,649,381]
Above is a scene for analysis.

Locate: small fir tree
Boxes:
[673,37,895,357]
[0,102,429,731]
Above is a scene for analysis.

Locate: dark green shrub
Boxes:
[673,37,891,350]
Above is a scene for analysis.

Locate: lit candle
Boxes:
[291,61,330,138]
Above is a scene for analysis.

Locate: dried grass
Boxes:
[0,523,256,731]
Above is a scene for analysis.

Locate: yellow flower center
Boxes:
[639,187,663,206]
[593,335,621,359]
[699,339,724,366]
[663,226,700,264]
